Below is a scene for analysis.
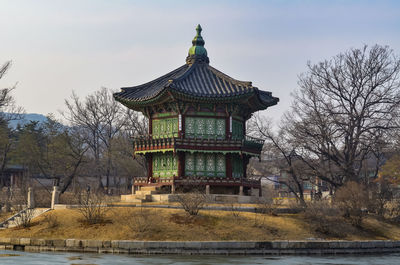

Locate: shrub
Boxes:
[334,181,369,227]
[258,196,283,216]
[77,191,110,224]
[367,180,393,217]
[126,207,154,233]
[303,200,342,236]
[43,212,59,229]
[176,191,207,216]
[12,204,34,228]
[228,203,242,221]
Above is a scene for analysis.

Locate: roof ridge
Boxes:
[120,64,188,91]
[207,65,253,87]
[167,61,199,85]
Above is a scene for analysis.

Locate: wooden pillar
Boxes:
[243,155,249,180]
[225,115,231,140]
[147,153,153,181]
[149,117,153,135]
[206,185,210,195]
[226,154,232,178]
[178,152,185,178]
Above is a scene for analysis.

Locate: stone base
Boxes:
[0,237,399,255]
[149,194,259,203]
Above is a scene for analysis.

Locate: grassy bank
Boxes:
[0,207,400,241]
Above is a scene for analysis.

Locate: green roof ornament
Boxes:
[186,24,209,64]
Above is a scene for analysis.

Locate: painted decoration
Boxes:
[152,152,178,178]
[185,153,226,177]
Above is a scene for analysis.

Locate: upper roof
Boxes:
[114,25,279,112]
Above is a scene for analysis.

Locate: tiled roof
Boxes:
[113,25,279,109]
[114,61,278,107]
[116,64,189,102]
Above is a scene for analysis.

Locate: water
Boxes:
[0,250,399,265]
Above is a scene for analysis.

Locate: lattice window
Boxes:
[185,117,195,137]
[152,152,178,178]
[166,156,171,169]
[206,154,215,176]
[166,119,172,135]
[185,152,226,178]
[216,119,225,138]
[196,153,205,176]
[196,118,206,137]
[160,120,165,136]
[173,119,178,136]
[152,120,160,137]
[206,119,215,138]
[153,156,158,170]
[185,153,195,176]
[216,154,226,177]
[153,118,178,138]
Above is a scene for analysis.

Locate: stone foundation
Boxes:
[0,238,399,255]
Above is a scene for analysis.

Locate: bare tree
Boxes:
[63,87,146,191]
[286,45,400,188]
[0,61,23,187]
[0,61,23,122]
[251,115,307,206]
[63,91,105,189]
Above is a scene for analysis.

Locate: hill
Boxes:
[6,113,48,128]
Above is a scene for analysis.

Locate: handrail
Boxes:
[132,134,264,143]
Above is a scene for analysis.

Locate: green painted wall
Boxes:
[152,118,178,138]
[185,117,225,139]
[152,152,178,178]
[185,153,226,177]
[232,154,244,178]
[232,120,244,140]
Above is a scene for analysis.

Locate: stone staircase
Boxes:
[120,186,158,203]
[0,208,51,229]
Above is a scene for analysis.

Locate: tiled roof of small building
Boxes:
[114,25,279,108]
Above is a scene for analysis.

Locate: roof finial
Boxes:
[196,24,202,37]
[187,24,209,64]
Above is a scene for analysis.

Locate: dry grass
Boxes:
[0,207,399,241]
[0,212,14,223]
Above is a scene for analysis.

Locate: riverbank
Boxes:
[1,207,400,241]
[1,238,400,255]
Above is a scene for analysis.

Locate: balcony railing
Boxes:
[133,176,261,188]
[132,134,265,155]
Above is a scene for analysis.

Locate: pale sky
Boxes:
[1,0,400,123]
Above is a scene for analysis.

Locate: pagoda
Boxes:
[114,25,278,195]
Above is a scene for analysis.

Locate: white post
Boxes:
[27,187,35,209]
[239,185,244,196]
[205,185,210,195]
[51,186,60,209]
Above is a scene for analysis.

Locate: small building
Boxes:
[114,25,278,195]
[0,165,25,188]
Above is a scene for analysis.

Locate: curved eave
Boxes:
[254,90,279,111]
[114,88,259,111]
[115,87,278,116]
